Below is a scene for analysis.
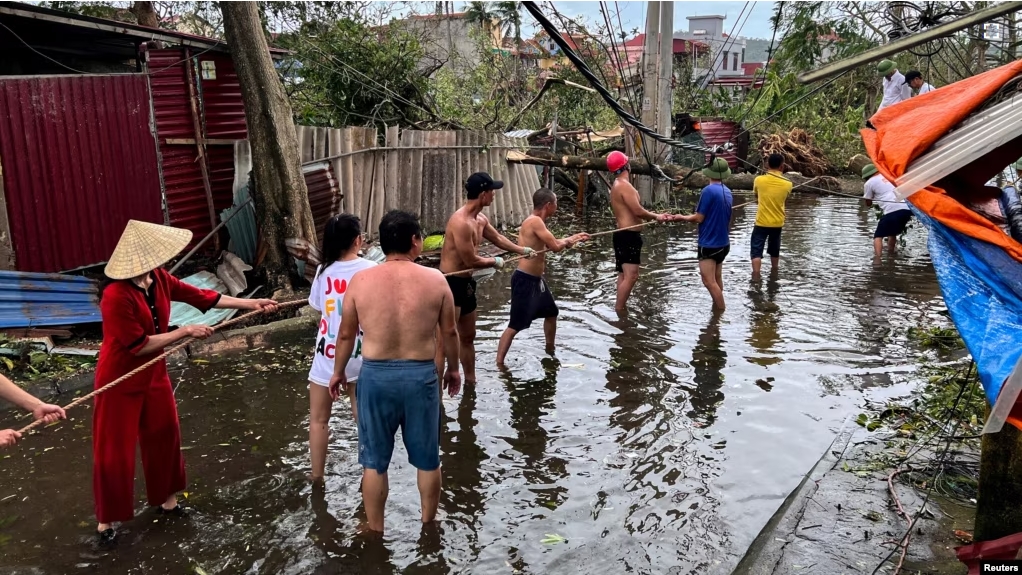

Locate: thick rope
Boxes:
[17,299,308,435]
[15,202,760,433]
[441,201,752,278]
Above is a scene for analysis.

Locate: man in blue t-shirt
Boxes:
[673,157,733,310]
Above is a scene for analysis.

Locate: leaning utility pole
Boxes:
[636,1,674,205]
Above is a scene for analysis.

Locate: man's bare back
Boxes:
[439,207,487,274]
[345,262,452,362]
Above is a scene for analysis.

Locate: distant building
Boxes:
[676,14,748,84]
[620,33,708,70]
[391,12,502,72]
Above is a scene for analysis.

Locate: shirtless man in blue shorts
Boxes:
[496,188,589,367]
[330,210,461,534]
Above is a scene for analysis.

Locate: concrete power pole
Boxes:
[636,1,674,205]
[655,1,674,204]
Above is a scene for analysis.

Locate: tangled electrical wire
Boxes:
[520,1,732,170]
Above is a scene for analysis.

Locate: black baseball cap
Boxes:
[466,172,504,198]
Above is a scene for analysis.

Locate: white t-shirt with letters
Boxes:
[307,258,377,385]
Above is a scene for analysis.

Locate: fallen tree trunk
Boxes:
[508,150,843,192]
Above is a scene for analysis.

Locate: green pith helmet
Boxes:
[862,163,879,180]
[1014,157,1022,170]
[702,157,732,180]
[877,59,895,75]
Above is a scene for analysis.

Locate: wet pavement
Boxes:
[0,193,951,574]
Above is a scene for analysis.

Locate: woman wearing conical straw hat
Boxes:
[92,220,278,545]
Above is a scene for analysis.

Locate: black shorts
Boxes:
[613,230,643,272]
[750,226,782,259]
[508,270,558,331]
[874,209,912,238]
[445,275,477,317]
[697,245,730,264]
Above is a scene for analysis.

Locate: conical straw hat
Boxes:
[104,220,193,280]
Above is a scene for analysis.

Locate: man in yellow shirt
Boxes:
[751,154,792,276]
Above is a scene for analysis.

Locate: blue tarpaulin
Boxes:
[915,207,1022,407]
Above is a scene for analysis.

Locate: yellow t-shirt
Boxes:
[753,171,792,228]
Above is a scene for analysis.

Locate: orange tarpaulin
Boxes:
[861,60,1022,265]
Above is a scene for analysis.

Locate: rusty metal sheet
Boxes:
[304,162,338,244]
[0,74,163,273]
[0,271,100,328]
[697,118,749,171]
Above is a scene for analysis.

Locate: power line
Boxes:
[735,3,780,128]
[705,1,751,83]
[521,1,722,162]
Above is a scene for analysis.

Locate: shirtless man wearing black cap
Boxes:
[437,172,533,385]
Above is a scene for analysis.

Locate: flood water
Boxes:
[0,193,950,575]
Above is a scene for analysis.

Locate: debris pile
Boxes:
[758,129,833,177]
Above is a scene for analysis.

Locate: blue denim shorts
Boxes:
[356,359,440,474]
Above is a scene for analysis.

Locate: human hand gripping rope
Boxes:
[440,204,752,278]
[16,299,308,435]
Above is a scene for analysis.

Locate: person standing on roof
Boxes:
[607,151,672,313]
[875,60,911,113]
[905,70,935,95]
[862,164,912,257]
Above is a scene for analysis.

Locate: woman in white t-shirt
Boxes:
[307,214,376,482]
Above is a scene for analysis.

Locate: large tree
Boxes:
[221,1,316,291]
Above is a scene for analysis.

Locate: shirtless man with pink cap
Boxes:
[606,151,671,313]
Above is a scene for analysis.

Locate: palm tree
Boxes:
[464,1,497,27]
[495,1,523,44]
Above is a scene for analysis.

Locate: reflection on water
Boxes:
[0,194,949,574]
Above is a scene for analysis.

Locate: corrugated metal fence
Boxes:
[0,75,163,273]
[260,126,540,237]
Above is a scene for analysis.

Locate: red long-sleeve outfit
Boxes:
[93,268,221,524]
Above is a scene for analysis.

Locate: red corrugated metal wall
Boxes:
[698,118,750,171]
[0,75,163,272]
[148,49,246,245]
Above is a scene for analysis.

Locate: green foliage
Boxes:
[0,338,95,384]
[431,30,620,132]
[277,19,431,128]
[908,325,966,351]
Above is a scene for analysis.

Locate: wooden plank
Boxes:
[340,128,354,215]
[384,125,400,215]
[0,328,73,339]
[184,48,219,252]
[328,128,343,217]
[360,127,378,226]
[164,138,240,146]
[0,155,17,270]
[369,128,385,237]
[410,131,425,228]
[349,128,365,221]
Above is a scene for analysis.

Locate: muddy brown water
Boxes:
[0,193,950,574]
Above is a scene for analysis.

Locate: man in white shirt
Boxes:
[862,163,912,257]
[905,70,935,95]
[876,59,911,113]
